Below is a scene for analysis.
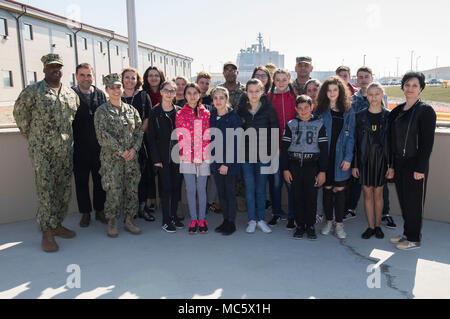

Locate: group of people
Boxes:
[13,53,436,253]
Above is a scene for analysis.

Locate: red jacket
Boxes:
[268,90,297,146]
[175,103,210,163]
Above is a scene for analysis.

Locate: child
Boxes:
[210,86,242,235]
[267,69,298,230]
[281,95,328,240]
[175,83,211,234]
[316,76,355,240]
[353,82,393,239]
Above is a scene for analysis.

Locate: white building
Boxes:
[0,0,193,105]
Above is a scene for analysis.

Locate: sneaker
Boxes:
[198,220,208,234]
[207,202,222,214]
[315,214,324,225]
[306,225,317,240]
[293,225,305,240]
[188,220,198,235]
[343,209,356,221]
[257,220,272,233]
[335,224,347,239]
[382,215,397,229]
[268,215,281,227]
[246,220,257,234]
[280,213,288,221]
[361,228,375,239]
[286,218,296,231]
[396,241,421,250]
[171,218,184,229]
[222,221,236,236]
[321,221,333,235]
[390,235,407,244]
[138,209,155,222]
[162,223,176,233]
[215,220,227,233]
[374,227,384,239]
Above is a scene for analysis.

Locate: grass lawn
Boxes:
[384,85,450,103]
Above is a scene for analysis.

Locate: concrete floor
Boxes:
[0,210,449,299]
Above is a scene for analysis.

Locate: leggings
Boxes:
[183,174,208,221]
[323,188,346,223]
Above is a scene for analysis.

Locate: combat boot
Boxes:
[107,218,118,238]
[42,230,59,252]
[124,215,141,235]
[53,224,76,239]
[95,211,108,224]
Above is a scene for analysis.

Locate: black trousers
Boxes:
[157,163,182,225]
[289,161,318,227]
[73,152,106,214]
[213,174,237,223]
[394,161,428,243]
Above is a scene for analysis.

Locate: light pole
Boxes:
[410,50,414,71]
[363,54,366,66]
[416,56,421,71]
[395,57,400,77]
[126,0,139,68]
[436,56,439,79]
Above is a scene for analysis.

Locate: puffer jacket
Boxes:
[267,88,297,146]
[175,103,210,163]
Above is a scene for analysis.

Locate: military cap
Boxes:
[102,73,122,88]
[296,56,312,65]
[223,61,238,71]
[41,53,64,66]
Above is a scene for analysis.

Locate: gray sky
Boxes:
[22,0,450,77]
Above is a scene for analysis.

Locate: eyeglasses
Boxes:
[254,74,268,79]
[162,89,176,94]
[224,69,237,74]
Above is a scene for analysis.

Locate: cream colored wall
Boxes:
[1,127,449,225]
[0,9,22,103]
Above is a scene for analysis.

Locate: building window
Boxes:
[3,70,13,87]
[82,37,88,50]
[148,53,151,61]
[27,71,37,85]
[24,23,33,40]
[97,41,103,53]
[0,18,7,37]
[66,34,73,47]
[115,45,119,56]
[160,56,162,64]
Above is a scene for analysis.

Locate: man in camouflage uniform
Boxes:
[219,61,246,109]
[94,73,143,238]
[13,53,80,253]
[292,56,314,95]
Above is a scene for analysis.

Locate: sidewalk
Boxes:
[0,210,449,299]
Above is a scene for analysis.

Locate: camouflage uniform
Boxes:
[218,82,246,109]
[94,100,143,220]
[291,78,308,96]
[13,56,80,232]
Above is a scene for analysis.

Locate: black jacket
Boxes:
[72,86,107,158]
[354,108,392,169]
[389,100,436,173]
[237,97,279,162]
[147,104,181,166]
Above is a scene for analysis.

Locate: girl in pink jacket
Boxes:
[175,83,211,234]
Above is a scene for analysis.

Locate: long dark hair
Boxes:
[316,76,351,114]
[142,66,166,93]
[251,66,272,94]
[184,82,201,116]
[269,69,297,103]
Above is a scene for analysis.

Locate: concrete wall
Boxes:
[1,126,449,225]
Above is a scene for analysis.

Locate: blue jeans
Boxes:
[269,168,294,218]
[242,163,269,222]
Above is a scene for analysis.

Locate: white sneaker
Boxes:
[321,221,333,235]
[335,224,347,239]
[246,220,257,234]
[257,220,272,233]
